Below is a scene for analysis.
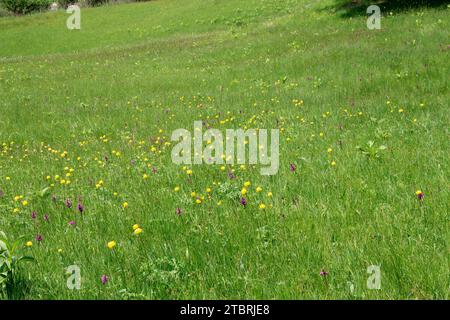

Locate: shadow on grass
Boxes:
[330,0,449,17]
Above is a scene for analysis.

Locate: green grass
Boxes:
[0,0,449,299]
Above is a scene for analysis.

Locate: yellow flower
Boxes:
[143,173,149,180]
[14,195,20,201]
[25,241,33,247]
[217,200,222,206]
[132,224,140,230]
[174,186,180,192]
[220,166,226,171]
[13,208,20,214]
[206,187,212,193]
[5,176,11,181]
[331,161,337,166]
[256,187,262,192]
[58,248,63,253]
[415,190,423,195]
[107,241,116,249]
[244,181,251,187]
[134,228,143,235]
[267,192,273,197]
[241,187,247,196]
[259,203,266,210]
[186,169,193,175]
[195,199,202,204]
[22,200,28,206]
[122,202,129,209]
[191,192,196,197]
[327,148,333,153]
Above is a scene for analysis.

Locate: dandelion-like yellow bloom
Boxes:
[122,202,129,209]
[241,188,247,196]
[244,181,251,187]
[259,203,266,210]
[267,192,273,197]
[134,228,143,235]
[186,169,193,175]
[22,200,28,206]
[256,187,262,192]
[331,161,336,166]
[174,186,180,192]
[107,241,116,249]
[25,241,33,247]
[132,224,140,230]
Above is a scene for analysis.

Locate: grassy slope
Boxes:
[0,0,449,299]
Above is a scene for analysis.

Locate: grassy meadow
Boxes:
[0,0,449,299]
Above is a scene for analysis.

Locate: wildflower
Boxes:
[77,203,84,214]
[5,176,11,181]
[267,192,273,197]
[25,241,33,247]
[122,202,129,209]
[132,224,140,230]
[22,200,28,206]
[65,199,72,208]
[240,197,247,207]
[186,169,193,175]
[134,228,143,235]
[327,148,333,153]
[58,248,63,253]
[256,187,262,193]
[290,163,296,172]
[31,211,37,219]
[176,207,182,215]
[331,161,336,166]
[174,186,180,192]
[13,208,20,214]
[101,275,108,285]
[259,203,266,210]
[320,269,329,277]
[241,187,247,196]
[35,234,43,242]
[195,198,202,204]
[107,241,116,250]
[43,214,49,221]
[415,190,424,200]
[143,173,149,180]
[244,181,251,187]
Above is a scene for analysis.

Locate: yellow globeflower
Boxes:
[241,188,247,196]
[25,241,33,247]
[134,228,143,235]
[132,224,140,230]
[107,241,116,250]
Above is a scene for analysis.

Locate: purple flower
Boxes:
[240,197,247,207]
[35,234,43,242]
[228,172,236,179]
[65,199,72,208]
[320,269,328,277]
[77,203,84,214]
[176,207,182,216]
[290,163,296,172]
[31,211,37,219]
[43,214,49,221]
[68,220,76,226]
[101,275,108,285]
[152,167,157,174]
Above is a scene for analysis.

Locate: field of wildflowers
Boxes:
[0,0,448,299]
